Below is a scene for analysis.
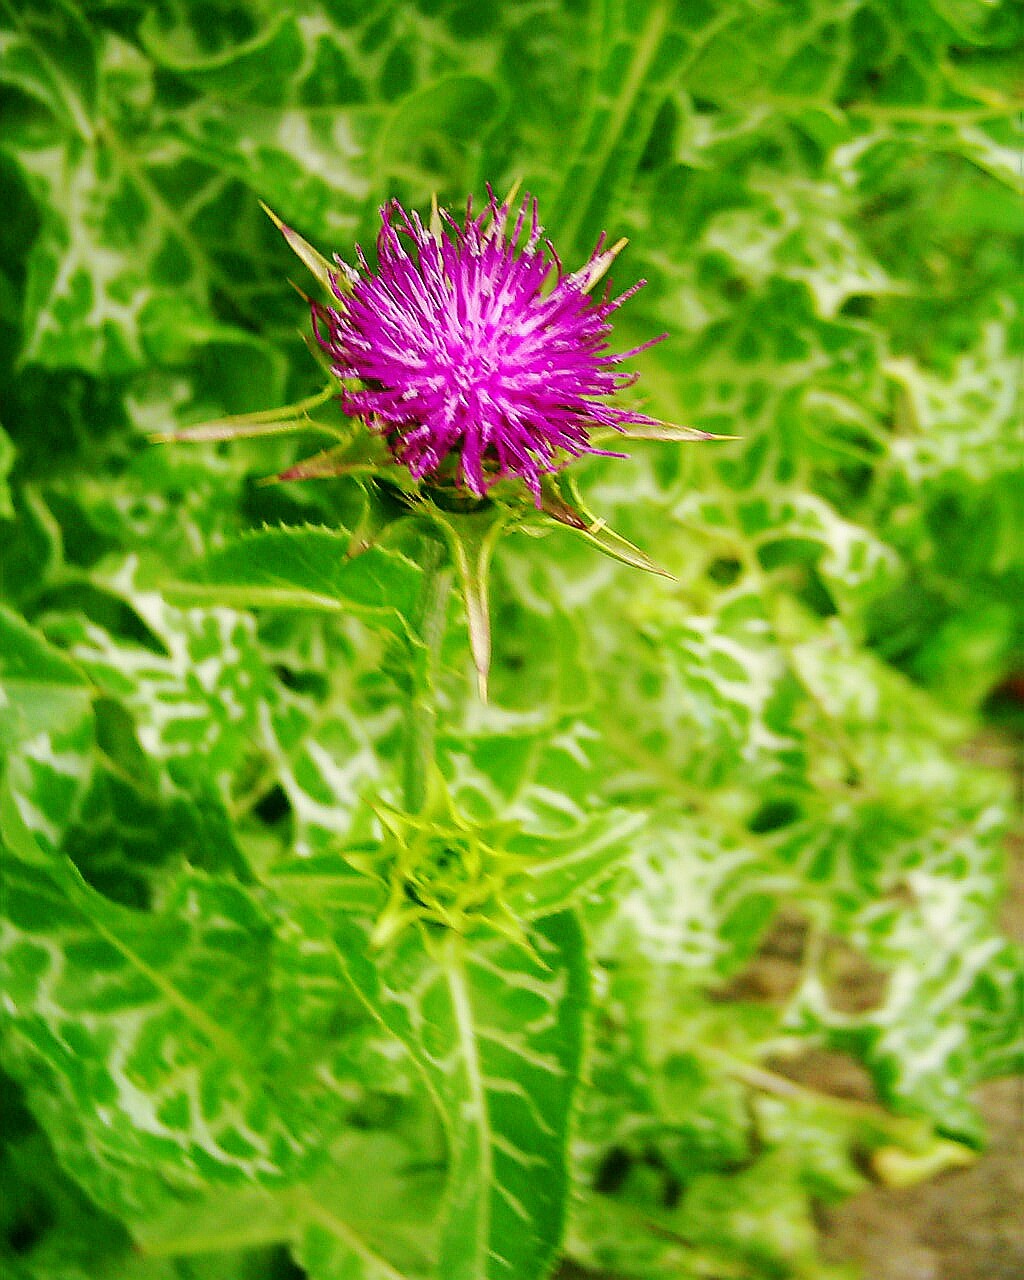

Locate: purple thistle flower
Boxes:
[312,188,665,501]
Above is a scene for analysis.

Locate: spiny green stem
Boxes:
[403,537,452,814]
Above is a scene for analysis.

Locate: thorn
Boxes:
[259,200,286,231]
[500,178,523,211]
[571,236,631,294]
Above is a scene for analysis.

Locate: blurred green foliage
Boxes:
[0,1,1021,1278]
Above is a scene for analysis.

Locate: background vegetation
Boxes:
[1,1,1021,1278]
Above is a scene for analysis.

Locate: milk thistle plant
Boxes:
[142,188,700,1275]
[3,6,1020,1277]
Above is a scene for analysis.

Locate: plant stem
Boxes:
[403,536,452,813]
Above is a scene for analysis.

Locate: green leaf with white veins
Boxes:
[504,811,646,920]
[134,1111,443,1279]
[0,605,93,744]
[167,526,422,635]
[288,901,588,1280]
[53,590,271,785]
[0,829,319,1225]
[0,0,98,135]
[0,17,284,378]
[0,607,95,860]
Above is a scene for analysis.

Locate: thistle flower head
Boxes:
[312,187,664,500]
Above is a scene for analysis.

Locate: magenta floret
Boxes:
[312,189,664,500]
